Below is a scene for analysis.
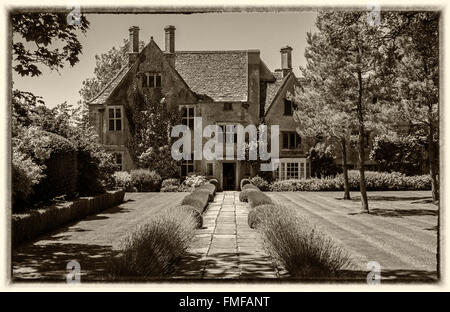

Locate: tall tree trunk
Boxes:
[357,67,369,213]
[341,138,351,200]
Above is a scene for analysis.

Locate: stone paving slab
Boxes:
[173,191,280,279]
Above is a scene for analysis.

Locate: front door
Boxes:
[222,163,236,190]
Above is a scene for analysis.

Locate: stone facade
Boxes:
[88,25,313,190]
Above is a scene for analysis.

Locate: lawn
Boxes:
[267,191,438,281]
[12,192,188,281]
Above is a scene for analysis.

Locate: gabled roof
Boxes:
[264,71,287,114]
[87,49,251,104]
[174,51,249,102]
[88,66,130,105]
[264,71,301,115]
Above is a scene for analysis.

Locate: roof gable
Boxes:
[174,51,249,102]
[264,71,300,115]
[88,40,196,105]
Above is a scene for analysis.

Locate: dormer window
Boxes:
[143,72,162,88]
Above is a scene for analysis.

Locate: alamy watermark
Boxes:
[66,260,81,284]
[171,118,280,171]
[367,261,381,284]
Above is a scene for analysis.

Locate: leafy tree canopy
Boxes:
[12,12,89,77]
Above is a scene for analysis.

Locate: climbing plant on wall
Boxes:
[124,79,183,179]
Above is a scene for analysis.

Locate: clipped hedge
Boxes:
[169,205,203,229]
[12,189,125,247]
[250,204,352,278]
[209,178,220,191]
[240,178,251,191]
[113,171,134,192]
[242,183,260,191]
[130,169,162,192]
[247,190,273,209]
[181,191,210,212]
[110,207,196,279]
[270,171,431,192]
[248,204,278,229]
[239,188,259,202]
[250,176,270,191]
[196,183,216,201]
[31,132,78,203]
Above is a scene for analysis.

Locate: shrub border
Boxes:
[12,189,125,247]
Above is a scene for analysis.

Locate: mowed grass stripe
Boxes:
[315,191,437,228]
[271,193,435,271]
[280,192,436,255]
[298,192,437,241]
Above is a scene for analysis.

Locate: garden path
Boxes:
[173,191,282,279]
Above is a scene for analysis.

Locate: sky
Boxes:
[12,11,318,108]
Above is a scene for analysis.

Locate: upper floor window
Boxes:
[284,99,294,116]
[108,107,122,131]
[282,132,301,149]
[223,103,233,111]
[143,72,162,88]
[181,106,195,129]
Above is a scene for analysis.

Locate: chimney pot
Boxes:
[164,25,176,54]
[280,46,293,77]
[127,26,140,66]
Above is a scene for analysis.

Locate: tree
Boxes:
[370,133,427,175]
[308,143,340,178]
[12,12,89,77]
[381,12,439,202]
[294,11,394,212]
[79,39,145,102]
[292,86,353,199]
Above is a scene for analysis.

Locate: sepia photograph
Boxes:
[3,1,442,290]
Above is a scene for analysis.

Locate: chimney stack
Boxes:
[280,46,293,77]
[127,26,140,66]
[164,25,176,54]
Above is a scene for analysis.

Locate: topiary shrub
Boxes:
[196,183,216,200]
[239,188,259,202]
[240,178,251,190]
[180,191,210,212]
[256,205,352,278]
[113,171,133,192]
[110,207,196,279]
[209,178,220,191]
[247,204,278,229]
[169,205,203,228]
[31,132,78,203]
[160,178,181,192]
[242,183,260,191]
[247,190,273,209]
[250,176,270,191]
[130,169,162,192]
